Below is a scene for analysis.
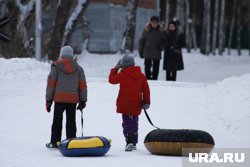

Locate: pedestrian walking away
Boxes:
[109,50,151,151]
[45,46,87,148]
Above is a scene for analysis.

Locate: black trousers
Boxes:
[166,71,177,81]
[144,59,160,80]
[50,102,77,143]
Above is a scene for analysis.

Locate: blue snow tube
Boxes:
[59,136,111,157]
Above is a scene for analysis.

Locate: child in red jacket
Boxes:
[109,51,150,151]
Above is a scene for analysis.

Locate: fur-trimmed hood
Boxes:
[144,22,164,32]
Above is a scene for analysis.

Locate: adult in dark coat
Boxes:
[139,16,165,80]
[163,20,184,81]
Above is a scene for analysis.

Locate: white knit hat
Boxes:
[60,46,74,59]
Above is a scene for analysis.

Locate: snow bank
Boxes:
[0,58,50,82]
[196,74,250,147]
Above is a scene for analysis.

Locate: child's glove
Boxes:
[115,60,121,70]
[46,100,53,113]
[77,101,86,111]
[142,104,150,110]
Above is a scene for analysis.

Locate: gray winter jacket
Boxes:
[139,23,165,60]
[46,59,87,103]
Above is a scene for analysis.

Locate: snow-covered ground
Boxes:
[79,50,250,83]
[0,50,250,167]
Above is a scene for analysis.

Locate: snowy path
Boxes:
[0,52,250,167]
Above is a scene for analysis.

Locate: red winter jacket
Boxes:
[109,66,150,115]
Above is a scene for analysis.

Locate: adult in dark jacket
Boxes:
[139,16,165,80]
[45,46,87,148]
[163,20,184,81]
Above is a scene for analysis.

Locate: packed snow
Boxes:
[0,50,250,167]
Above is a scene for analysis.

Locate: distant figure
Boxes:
[109,51,150,151]
[45,46,87,148]
[163,20,184,81]
[139,16,165,80]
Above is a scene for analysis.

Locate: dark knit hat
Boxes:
[150,16,159,22]
[168,20,177,27]
[121,50,135,68]
[60,46,74,59]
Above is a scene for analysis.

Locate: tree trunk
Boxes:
[0,0,35,58]
[176,0,181,21]
[218,0,225,55]
[249,26,250,56]
[62,0,90,46]
[237,1,242,56]
[180,0,185,31]
[200,0,206,54]
[201,0,210,55]
[123,0,139,52]
[165,0,170,27]
[46,0,75,61]
[0,2,5,18]
[212,0,219,55]
[176,0,184,31]
[191,14,197,51]
[159,0,166,25]
[227,0,237,55]
[205,0,211,55]
[185,0,191,52]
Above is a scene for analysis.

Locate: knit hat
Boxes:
[168,20,177,27]
[120,50,135,68]
[60,46,74,59]
[150,16,159,22]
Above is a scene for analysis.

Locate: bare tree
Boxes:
[165,0,170,27]
[218,0,225,55]
[176,0,181,21]
[1,0,89,60]
[227,0,237,55]
[212,0,219,55]
[0,0,35,58]
[62,0,90,46]
[180,0,185,30]
[176,0,184,31]
[46,0,75,61]
[184,0,191,52]
[201,0,211,55]
[237,1,242,56]
[200,0,207,54]
[123,0,139,52]
[249,26,250,56]
[191,14,197,51]
[205,0,211,55]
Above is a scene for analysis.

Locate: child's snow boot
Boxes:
[125,143,136,151]
[46,142,59,149]
[125,133,136,151]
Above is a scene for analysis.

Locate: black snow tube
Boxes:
[144,129,215,156]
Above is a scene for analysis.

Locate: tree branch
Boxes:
[62,0,90,46]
